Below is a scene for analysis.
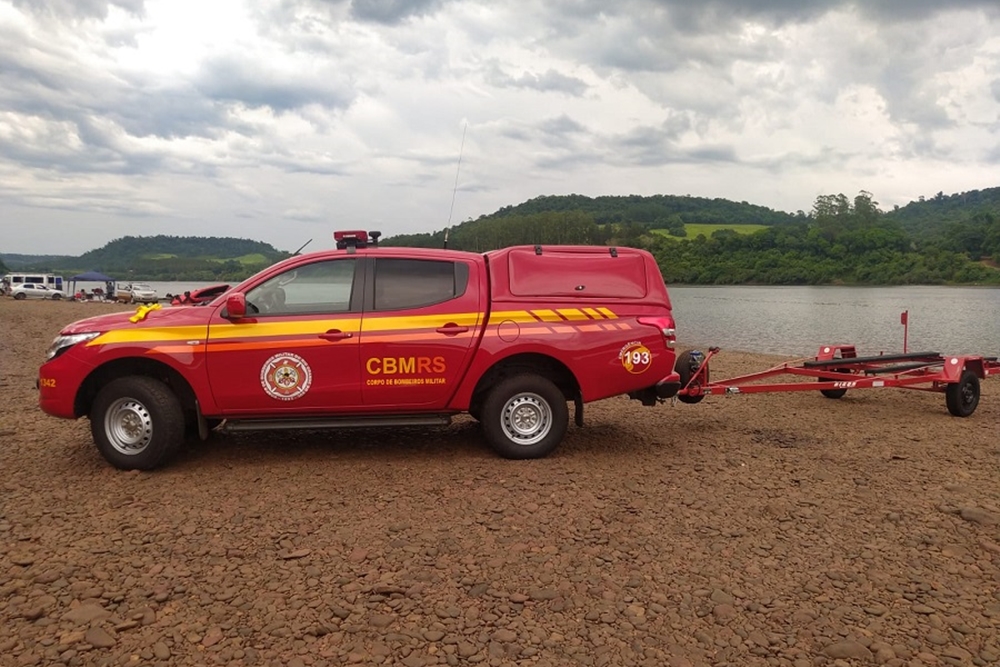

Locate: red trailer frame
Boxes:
[676,344,1000,417]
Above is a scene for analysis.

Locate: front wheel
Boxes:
[90,376,185,470]
[52,294,62,300]
[481,375,568,459]
[946,370,980,417]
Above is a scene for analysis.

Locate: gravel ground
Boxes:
[2,298,999,667]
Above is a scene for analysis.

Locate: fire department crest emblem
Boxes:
[260,352,312,401]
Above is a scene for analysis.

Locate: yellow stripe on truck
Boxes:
[360,312,482,332]
[88,326,209,346]
[86,307,619,346]
[209,319,363,340]
[556,308,590,321]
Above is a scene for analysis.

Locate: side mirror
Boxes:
[226,293,247,320]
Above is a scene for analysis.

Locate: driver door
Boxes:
[205,258,364,414]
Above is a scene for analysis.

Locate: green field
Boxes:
[143,252,273,266]
[198,253,273,265]
[653,223,769,239]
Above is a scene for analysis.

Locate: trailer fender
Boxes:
[942,357,985,382]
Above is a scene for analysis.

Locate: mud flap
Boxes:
[574,395,584,427]
[195,400,210,441]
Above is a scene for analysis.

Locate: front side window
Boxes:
[246,259,356,316]
[373,259,467,311]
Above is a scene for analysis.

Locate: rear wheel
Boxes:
[14,292,25,300]
[946,370,980,417]
[90,376,185,470]
[52,294,61,300]
[481,375,568,459]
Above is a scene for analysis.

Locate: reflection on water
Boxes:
[669,286,1000,357]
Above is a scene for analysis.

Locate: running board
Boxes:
[220,414,453,432]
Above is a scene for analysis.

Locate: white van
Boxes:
[1,273,65,296]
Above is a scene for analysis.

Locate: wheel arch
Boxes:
[75,357,200,422]
[467,352,581,414]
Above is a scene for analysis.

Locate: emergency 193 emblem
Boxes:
[619,341,652,374]
[260,352,312,401]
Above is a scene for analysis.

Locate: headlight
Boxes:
[46,332,100,360]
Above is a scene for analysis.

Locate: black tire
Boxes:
[52,294,61,300]
[820,368,851,399]
[945,370,980,417]
[675,350,708,404]
[13,292,25,300]
[90,376,185,470]
[480,375,568,459]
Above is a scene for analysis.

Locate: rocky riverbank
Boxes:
[2,298,999,667]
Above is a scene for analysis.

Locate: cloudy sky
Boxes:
[2,0,999,255]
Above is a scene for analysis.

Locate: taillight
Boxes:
[637,315,677,349]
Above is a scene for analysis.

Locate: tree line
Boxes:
[385,190,1000,285]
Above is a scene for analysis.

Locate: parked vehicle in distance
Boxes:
[11,283,65,300]
[3,272,65,296]
[115,282,159,304]
[38,230,682,470]
[170,284,230,306]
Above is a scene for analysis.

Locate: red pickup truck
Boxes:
[38,231,682,470]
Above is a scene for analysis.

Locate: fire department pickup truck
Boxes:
[37,230,682,470]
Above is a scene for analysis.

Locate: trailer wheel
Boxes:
[90,376,185,470]
[820,368,851,399]
[945,370,980,417]
[481,375,568,459]
[675,350,708,404]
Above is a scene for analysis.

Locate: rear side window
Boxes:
[373,259,468,311]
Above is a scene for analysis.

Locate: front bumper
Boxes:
[37,352,95,420]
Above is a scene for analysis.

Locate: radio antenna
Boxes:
[445,122,467,249]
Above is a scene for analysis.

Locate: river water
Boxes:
[94,281,998,358]
[669,285,999,357]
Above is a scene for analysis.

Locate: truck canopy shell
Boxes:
[485,245,669,306]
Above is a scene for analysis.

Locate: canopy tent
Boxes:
[69,271,116,300]
[71,271,115,282]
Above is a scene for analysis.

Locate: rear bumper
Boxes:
[654,371,682,398]
[628,371,681,406]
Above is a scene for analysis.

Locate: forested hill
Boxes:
[489,194,801,226]
[384,193,803,249]
[3,235,290,281]
[884,187,1000,237]
[78,235,285,268]
[384,189,1000,285]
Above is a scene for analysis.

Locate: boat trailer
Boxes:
[675,345,1000,417]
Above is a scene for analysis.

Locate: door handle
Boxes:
[320,329,353,341]
[436,323,469,335]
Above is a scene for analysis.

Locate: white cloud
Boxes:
[0,0,998,254]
